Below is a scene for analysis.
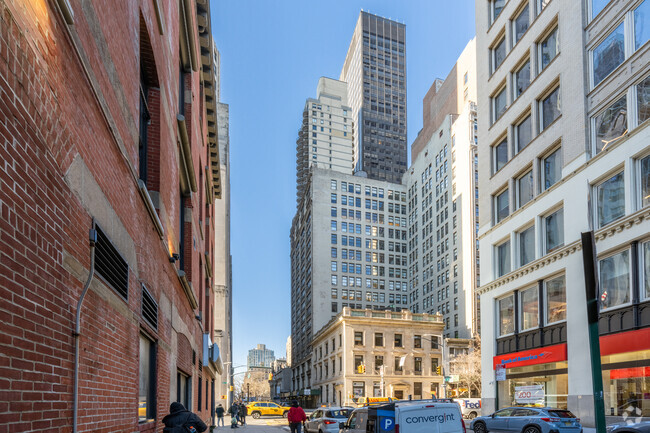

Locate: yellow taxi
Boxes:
[246,401,291,418]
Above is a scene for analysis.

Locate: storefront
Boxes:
[600,328,650,420]
[493,344,568,409]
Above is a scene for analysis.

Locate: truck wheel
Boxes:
[468,412,478,420]
[252,411,261,419]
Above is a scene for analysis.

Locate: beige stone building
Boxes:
[311,308,445,406]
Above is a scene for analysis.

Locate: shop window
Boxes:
[598,249,631,310]
[498,294,515,336]
[519,286,539,331]
[545,275,566,324]
[139,334,156,423]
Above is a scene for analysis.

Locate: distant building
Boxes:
[286,336,292,367]
[247,344,275,371]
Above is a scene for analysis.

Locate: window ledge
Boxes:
[137,180,164,240]
[177,270,198,309]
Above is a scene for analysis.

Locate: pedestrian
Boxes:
[216,404,225,427]
[162,402,208,433]
[287,400,307,433]
[228,402,240,428]
[238,401,247,426]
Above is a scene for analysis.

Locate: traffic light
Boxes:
[230,386,234,391]
[357,364,366,374]
[436,366,442,375]
[268,373,273,380]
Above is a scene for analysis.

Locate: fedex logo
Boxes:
[461,400,481,409]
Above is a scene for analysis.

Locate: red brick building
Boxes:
[0,0,224,431]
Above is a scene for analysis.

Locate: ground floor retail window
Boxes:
[602,348,650,420]
[353,381,365,399]
[497,362,568,409]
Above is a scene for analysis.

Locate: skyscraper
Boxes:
[340,11,407,182]
[296,78,354,204]
[247,344,276,371]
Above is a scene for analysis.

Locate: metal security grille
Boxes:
[141,285,158,330]
[95,224,129,300]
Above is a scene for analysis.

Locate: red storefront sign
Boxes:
[609,366,650,380]
[493,344,567,370]
[600,328,650,356]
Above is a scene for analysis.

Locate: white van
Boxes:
[339,399,466,433]
[453,399,481,419]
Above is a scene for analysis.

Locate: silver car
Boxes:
[470,407,582,433]
[306,407,352,433]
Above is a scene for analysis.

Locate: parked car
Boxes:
[340,399,466,433]
[607,421,650,433]
[246,401,291,418]
[454,398,482,419]
[305,407,352,433]
[470,407,581,433]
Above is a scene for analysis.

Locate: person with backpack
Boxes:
[162,402,208,433]
[238,402,247,426]
[287,400,307,433]
[228,402,240,428]
[216,404,225,427]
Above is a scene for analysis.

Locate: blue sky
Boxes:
[211,0,476,369]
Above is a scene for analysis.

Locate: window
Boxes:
[592,0,610,19]
[374,333,384,347]
[177,371,191,409]
[414,335,422,349]
[640,155,650,208]
[414,357,422,374]
[497,240,511,277]
[593,96,627,154]
[596,171,625,227]
[331,180,337,190]
[495,189,509,223]
[394,356,403,373]
[492,37,507,74]
[539,27,558,71]
[515,115,532,152]
[332,275,338,285]
[139,334,156,423]
[544,208,564,253]
[490,0,506,23]
[643,241,650,299]
[517,170,534,208]
[493,138,508,172]
[332,288,338,299]
[593,23,625,87]
[540,86,560,130]
[599,249,631,309]
[331,193,337,204]
[375,356,384,372]
[520,286,539,331]
[331,221,337,231]
[635,0,650,49]
[545,275,566,323]
[514,60,531,99]
[332,302,338,313]
[538,0,551,13]
[354,355,364,370]
[354,331,363,346]
[492,86,507,123]
[542,147,561,190]
[498,295,515,336]
[513,5,530,45]
[519,225,535,266]
[638,75,650,124]
[394,333,403,347]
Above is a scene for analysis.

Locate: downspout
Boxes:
[73,229,97,433]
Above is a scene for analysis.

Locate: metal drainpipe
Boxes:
[72,229,97,433]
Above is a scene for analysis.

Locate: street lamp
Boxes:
[223,363,247,407]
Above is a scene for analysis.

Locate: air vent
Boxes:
[141,285,158,330]
[95,224,129,300]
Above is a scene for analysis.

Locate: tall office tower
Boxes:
[296,78,355,204]
[476,0,650,421]
[405,39,479,340]
[340,11,407,182]
[290,168,407,400]
[247,344,276,371]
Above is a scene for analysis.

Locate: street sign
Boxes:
[495,364,506,381]
[444,376,451,382]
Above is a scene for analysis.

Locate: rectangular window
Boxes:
[592,23,625,87]
[332,302,338,313]
[596,171,625,227]
[545,275,566,323]
[493,138,508,172]
[331,221,337,231]
[520,286,539,331]
[354,331,363,346]
[414,357,422,374]
[599,249,631,309]
[374,356,384,372]
[635,0,650,50]
[495,188,509,223]
[514,60,531,99]
[593,95,627,154]
[643,241,650,300]
[331,180,337,190]
[542,147,561,190]
[640,155,650,208]
[540,86,561,130]
[539,27,558,71]
[592,0,610,19]
[498,295,515,336]
[354,355,364,370]
[331,193,337,204]
[497,240,511,277]
[638,75,650,124]
[331,288,338,299]
[177,371,190,409]
[414,335,422,349]
[517,170,534,208]
[394,356,403,373]
[544,208,564,253]
[513,5,530,45]
[492,37,506,74]
[519,225,535,266]
[332,275,337,285]
[375,333,384,347]
[492,86,507,123]
[394,333,403,347]
[139,334,156,423]
[490,0,506,23]
[516,115,532,152]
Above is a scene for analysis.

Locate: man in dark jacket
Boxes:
[228,403,239,428]
[238,402,247,425]
[162,402,208,432]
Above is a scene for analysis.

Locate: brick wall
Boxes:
[0,0,219,431]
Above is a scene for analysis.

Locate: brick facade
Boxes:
[0,0,222,432]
